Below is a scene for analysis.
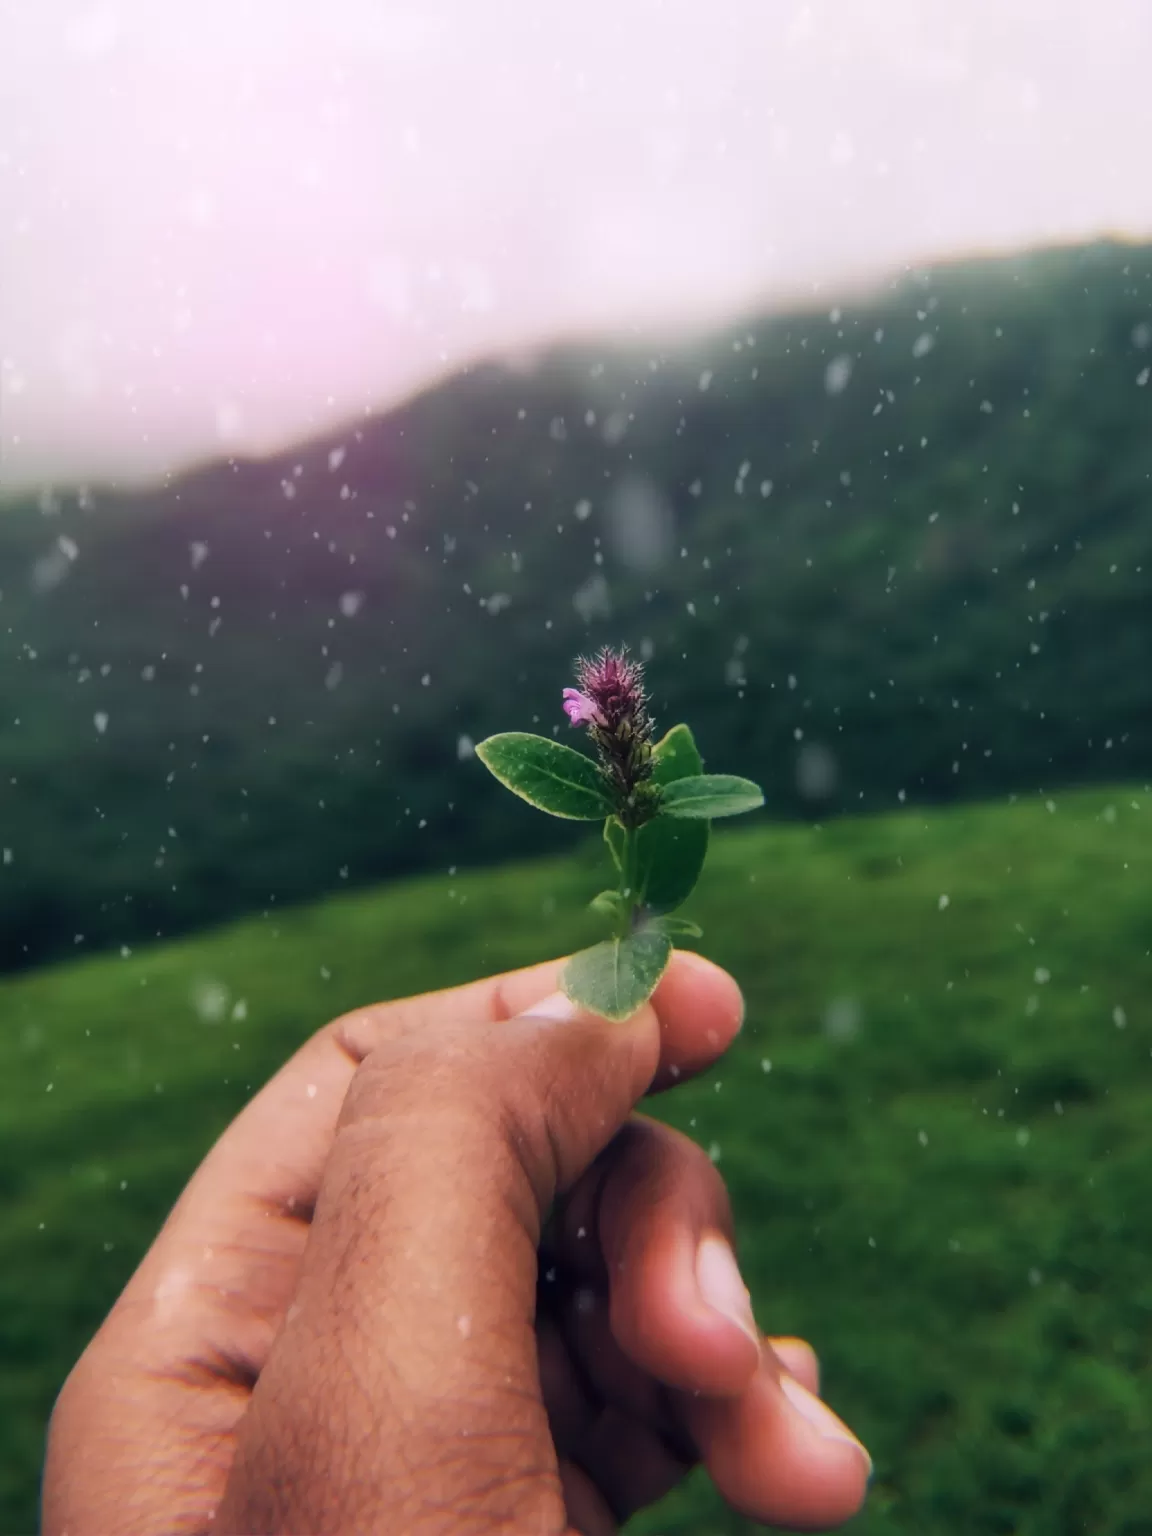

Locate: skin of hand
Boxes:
[42,951,870,1535]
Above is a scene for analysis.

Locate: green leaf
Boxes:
[589,888,629,927]
[475,733,613,820]
[633,723,709,912]
[633,816,709,912]
[650,915,703,940]
[650,722,705,786]
[658,774,764,819]
[561,930,674,1022]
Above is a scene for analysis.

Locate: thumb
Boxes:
[214,990,661,1535]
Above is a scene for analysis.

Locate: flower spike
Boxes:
[563,647,656,825]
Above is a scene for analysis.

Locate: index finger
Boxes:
[433,947,744,1094]
[343,947,743,1092]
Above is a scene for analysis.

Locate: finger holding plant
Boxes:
[476,647,763,1020]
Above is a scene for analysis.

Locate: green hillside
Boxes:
[4,784,1152,1534]
[2,239,1151,973]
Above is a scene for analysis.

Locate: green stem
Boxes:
[618,826,641,938]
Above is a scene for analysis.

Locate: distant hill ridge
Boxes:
[1,237,1150,971]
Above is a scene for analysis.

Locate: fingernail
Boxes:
[779,1375,872,1473]
[695,1235,760,1347]
[520,991,581,1022]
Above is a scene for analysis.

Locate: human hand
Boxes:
[43,952,870,1534]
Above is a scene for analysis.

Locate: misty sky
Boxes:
[2,0,1151,490]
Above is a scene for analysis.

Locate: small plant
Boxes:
[476,647,763,1019]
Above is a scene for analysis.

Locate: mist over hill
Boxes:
[1,238,1150,972]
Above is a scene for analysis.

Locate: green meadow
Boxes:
[4,784,1151,1534]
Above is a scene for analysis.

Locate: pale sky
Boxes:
[2,0,1151,491]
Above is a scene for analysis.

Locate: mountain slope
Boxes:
[1,238,1151,970]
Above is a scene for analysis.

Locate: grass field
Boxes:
[3,785,1152,1534]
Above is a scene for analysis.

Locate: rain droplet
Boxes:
[824,354,853,395]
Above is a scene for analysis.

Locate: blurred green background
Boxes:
[3,240,1152,1532]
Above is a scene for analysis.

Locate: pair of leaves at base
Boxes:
[561,928,672,1023]
[561,913,703,1022]
[589,889,703,940]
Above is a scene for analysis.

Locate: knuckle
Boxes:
[605,1115,736,1239]
[342,1023,496,1122]
[326,998,423,1065]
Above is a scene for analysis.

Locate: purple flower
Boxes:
[563,646,655,822]
[562,687,606,728]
